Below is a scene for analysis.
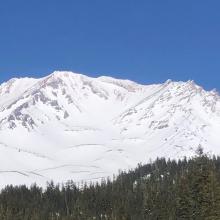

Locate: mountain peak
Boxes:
[0,72,219,187]
[49,71,78,77]
[47,71,89,81]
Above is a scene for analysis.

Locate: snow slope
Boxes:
[0,71,219,187]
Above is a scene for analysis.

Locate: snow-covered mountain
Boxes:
[0,71,220,187]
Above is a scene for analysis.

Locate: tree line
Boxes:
[0,147,220,219]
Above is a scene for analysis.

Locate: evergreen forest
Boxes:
[1,148,220,219]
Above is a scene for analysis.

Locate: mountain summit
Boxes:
[0,71,219,187]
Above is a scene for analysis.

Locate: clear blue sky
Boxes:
[0,0,219,91]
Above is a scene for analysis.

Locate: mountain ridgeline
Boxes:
[0,71,220,187]
[1,150,220,219]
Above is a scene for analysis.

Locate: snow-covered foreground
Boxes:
[0,71,219,187]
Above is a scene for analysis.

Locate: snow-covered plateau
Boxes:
[0,71,219,187]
